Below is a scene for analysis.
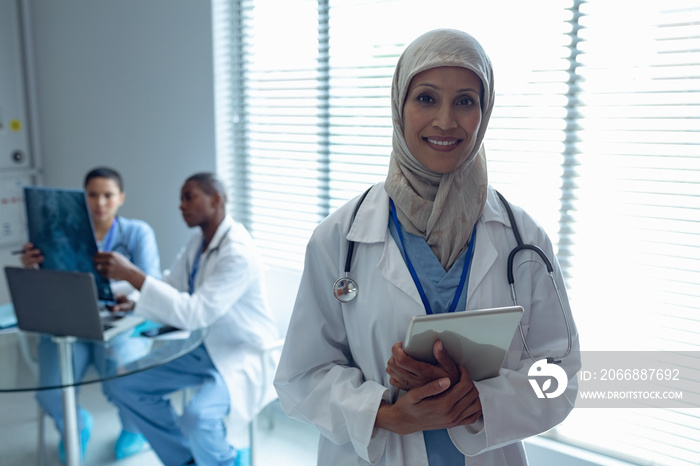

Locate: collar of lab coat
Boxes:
[202,214,234,254]
[346,182,391,244]
[347,182,510,243]
[346,183,511,301]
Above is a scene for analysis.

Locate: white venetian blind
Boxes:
[551,1,700,464]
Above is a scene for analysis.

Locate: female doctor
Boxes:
[274,29,581,466]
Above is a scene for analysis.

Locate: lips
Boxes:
[426,138,459,146]
[424,137,463,151]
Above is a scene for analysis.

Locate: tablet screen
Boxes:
[403,306,523,381]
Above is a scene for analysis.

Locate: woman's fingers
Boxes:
[442,366,483,427]
[405,377,451,403]
[432,340,460,386]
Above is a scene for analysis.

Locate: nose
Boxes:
[432,104,457,131]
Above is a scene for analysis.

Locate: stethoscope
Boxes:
[495,191,573,363]
[100,216,130,256]
[333,187,573,363]
[332,187,372,303]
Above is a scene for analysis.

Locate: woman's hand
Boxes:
[386,340,460,391]
[19,243,43,269]
[375,365,482,435]
[93,251,146,290]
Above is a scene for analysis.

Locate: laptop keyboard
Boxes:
[101,313,122,331]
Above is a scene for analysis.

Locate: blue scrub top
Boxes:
[389,217,469,465]
[98,216,161,279]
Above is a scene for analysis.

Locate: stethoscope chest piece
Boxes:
[333,276,358,303]
[333,186,373,304]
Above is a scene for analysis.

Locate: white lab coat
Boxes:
[135,215,278,427]
[274,183,581,466]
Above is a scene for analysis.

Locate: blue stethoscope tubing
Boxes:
[100,217,134,258]
[335,186,574,363]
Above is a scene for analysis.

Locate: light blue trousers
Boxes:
[108,344,235,466]
[35,333,148,436]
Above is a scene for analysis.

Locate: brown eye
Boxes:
[417,94,434,104]
[456,96,475,106]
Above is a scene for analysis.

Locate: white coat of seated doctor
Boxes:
[274,29,581,466]
[95,172,277,466]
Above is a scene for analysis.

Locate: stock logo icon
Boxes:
[528,359,568,399]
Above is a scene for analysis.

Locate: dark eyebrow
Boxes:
[413,83,480,94]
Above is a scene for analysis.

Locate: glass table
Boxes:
[0,325,206,466]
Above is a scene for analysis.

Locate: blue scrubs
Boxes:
[108,238,236,466]
[109,344,234,466]
[36,217,161,436]
[389,217,470,465]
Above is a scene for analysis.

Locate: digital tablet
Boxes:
[403,305,523,381]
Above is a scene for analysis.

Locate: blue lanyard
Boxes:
[390,200,477,315]
[188,240,205,295]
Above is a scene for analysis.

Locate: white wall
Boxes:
[0,0,36,305]
[25,0,217,269]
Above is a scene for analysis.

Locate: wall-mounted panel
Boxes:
[0,0,31,171]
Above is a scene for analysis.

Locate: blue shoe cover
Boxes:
[58,408,93,464]
[115,429,148,459]
[234,447,251,466]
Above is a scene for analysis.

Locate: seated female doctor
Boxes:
[274,29,581,466]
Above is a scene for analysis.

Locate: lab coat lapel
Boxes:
[378,231,424,307]
[347,183,424,307]
[467,218,498,304]
[191,216,233,290]
[467,189,507,306]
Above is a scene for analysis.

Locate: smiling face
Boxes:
[85,177,125,227]
[402,66,483,174]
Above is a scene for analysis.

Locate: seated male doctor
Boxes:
[94,172,277,466]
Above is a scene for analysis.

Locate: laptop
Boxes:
[4,267,143,341]
[24,186,114,302]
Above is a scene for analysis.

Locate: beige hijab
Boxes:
[384,29,494,271]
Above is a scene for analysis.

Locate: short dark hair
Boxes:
[186,172,227,206]
[84,167,124,191]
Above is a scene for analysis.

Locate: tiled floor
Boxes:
[0,381,319,465]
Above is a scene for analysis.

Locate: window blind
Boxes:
[214,0,700,464]
[218,0,324,267]
[550,2,700,464]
